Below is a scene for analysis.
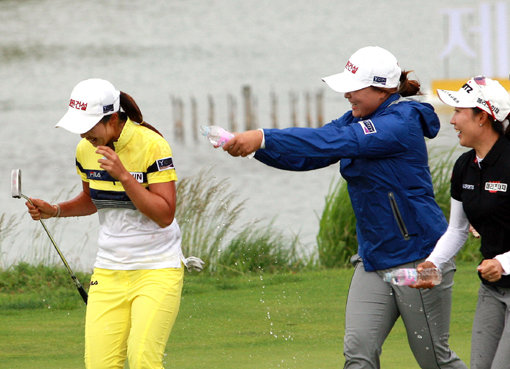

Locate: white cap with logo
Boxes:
[437,76,510,122]
[56,78,120,134]
[322,46,402,93]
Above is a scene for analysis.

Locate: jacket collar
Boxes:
[358,93,400,121]
[113,118,135,152]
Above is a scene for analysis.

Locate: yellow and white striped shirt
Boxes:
[76,119,183,270]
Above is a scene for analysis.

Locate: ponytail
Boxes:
[398,70,421,97]
[119,91,163,137]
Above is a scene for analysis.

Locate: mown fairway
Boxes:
[0,262,478,368]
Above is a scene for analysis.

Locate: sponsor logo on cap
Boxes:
[442,90,460,104]
[345,60,359,74]
[359,119,377,135]
[156,157,174,171]
[103,104,114,114]
[373,76,387,85]
[69,99,88,111]
[462,83,474,93]
[485,181,507,193]
[476,98,500,114]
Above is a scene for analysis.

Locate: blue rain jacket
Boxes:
[254,93,447,271]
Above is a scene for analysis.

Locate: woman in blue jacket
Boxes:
[223,46,467,369]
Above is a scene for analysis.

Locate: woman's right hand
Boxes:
[223,130,263,157]
[410,261,438,289]
[26,198,58,220]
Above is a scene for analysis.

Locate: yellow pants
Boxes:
[84,267,184,369]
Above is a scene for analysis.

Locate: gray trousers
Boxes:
[471,283,510,369]
[343,258,467,369]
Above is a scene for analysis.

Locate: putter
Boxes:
[11,169,88,304]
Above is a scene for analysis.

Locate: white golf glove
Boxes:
[184,256,205,272]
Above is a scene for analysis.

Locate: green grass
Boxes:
[0,261,478,368]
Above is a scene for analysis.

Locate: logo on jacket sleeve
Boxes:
[156,157,174,171]
[485,181,507,193]
[359,119,377,135]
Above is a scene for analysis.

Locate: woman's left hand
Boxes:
[477,259,504,282]
[409,261,437,289]
[96,146,129,182]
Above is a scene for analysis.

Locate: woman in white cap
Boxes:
[415,76,510,369]
[221,46,467,368]
[25,78,203,369]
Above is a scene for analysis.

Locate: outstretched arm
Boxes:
[26,181,97,220]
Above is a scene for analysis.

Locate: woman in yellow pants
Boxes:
[26,78,202,368]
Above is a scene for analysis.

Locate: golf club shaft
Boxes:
[22,194,88,304]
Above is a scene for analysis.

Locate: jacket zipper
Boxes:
[388,192,411,241]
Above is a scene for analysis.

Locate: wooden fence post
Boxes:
[271,90,278,129]
[208,95,214,126]
[243,85,253,130]
[191,96,198,142]
[228,94,237,132]
[289,91,298,127]
[171,96,184,142]
[305,91,312,127]
[316,89,324,126]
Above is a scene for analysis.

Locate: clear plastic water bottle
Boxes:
[200,125,234,147]
[382,268,442,286]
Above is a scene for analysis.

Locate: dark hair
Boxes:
[101,91,162,136]
[472,108,510,139]
[371,70,421,97]
[398,70,421,97]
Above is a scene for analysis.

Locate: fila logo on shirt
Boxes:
[485,181,507,193]
[359,119,377,135]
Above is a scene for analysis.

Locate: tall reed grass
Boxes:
[176,168,305,274]
[316,179,356,268]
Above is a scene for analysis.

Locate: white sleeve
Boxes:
[258,128,266,149]
[494,253,510,275]
[426,198,470,269]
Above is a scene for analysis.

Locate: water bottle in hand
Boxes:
[200,125,234,147]
[383,268,442,286]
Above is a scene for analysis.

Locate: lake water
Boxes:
[0,0,505,271]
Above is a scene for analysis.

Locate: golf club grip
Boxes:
[77,285,88,304]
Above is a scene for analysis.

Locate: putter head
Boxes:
[11,169,22,198]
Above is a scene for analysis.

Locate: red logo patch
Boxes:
[345,60,359,74]
[485,181,507,193]
[69,99,88,111]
